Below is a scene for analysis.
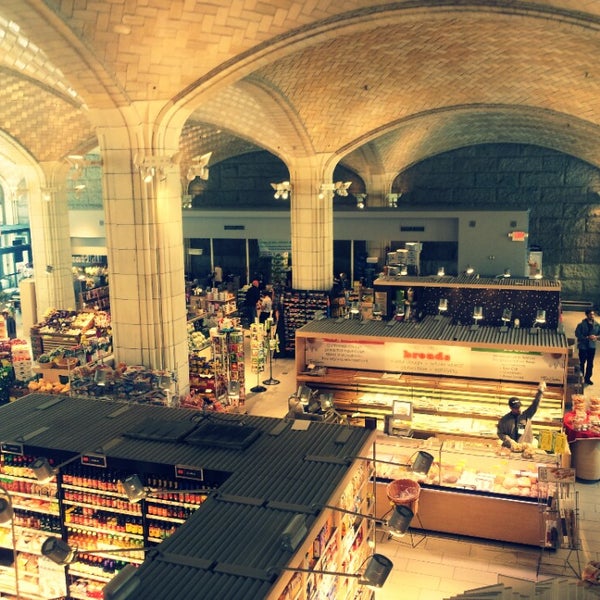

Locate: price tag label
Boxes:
[0,442,23,455]
[81,453,107,468]
[175,464,204,481]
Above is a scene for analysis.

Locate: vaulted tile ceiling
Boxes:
[3,1,600,176]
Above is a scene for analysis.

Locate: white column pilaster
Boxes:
[289,156,334,291]
[29,161,76,316]
[93,104,189,393]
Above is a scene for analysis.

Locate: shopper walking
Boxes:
[2,310,16,339]
[244,279,261,325]
[497,381,546,449]
[259,291,273,324]
[575,309,600,386]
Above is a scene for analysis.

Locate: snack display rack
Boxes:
[0,453,210,600]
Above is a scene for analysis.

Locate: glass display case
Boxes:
[375,435,560,500]
[373,434,563,546]
[296,368,564,442]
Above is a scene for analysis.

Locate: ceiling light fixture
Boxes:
[334,181,352,196]
[134,152,179,185]
[186,152,212,181]
[271,181,291,200]
[387,193,400,207]
[319,181,352,199]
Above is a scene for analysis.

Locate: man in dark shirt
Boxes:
[2,310,16,339]
[244,279,261,325]
[575,309,600,386]
[497,381,545,448]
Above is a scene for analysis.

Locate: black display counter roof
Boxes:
[297,315,568,351]
[374,274,561,290]
[0,393,375,600]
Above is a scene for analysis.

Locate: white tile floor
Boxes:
[242,311,600,599]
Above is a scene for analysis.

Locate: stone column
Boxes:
[29,161,76,316]
[92,103,189,393]
[289,156,335,291]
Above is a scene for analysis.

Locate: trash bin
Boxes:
[386,478,421,515]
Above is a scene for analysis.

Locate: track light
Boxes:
[471,306,483,330]
[387,504,414,538]
[280,514,307,552]
[531,309,546,334]
[0,488,14,524]
[0,486,19,598]
[345,451,434,476]
[41,536,150,565]
[120,474,208,503]
[435,298,448,319]
[269,553,393,589]
[30,454,86,483]
[143,167,155,183]
[134,152,179,185]
[387,193,399,207]
[94,368,110,386]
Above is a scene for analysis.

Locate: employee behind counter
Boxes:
[497,381,546,449]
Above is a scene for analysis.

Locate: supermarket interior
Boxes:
[5,4,600,600]
[1,290,600,599]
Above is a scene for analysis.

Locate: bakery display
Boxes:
[375,434,559,500]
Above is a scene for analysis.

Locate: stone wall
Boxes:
[188,145,600,305]
[395,144,600,304]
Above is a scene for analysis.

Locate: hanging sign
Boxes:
[258,240,291,256]
[175,464,205,482]
[0,442,23,455]
[81,453,107,468]
[303,338,566,384]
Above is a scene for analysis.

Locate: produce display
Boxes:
[31,308,112,360]
[69,363,175,406]
[35,308,96,335]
